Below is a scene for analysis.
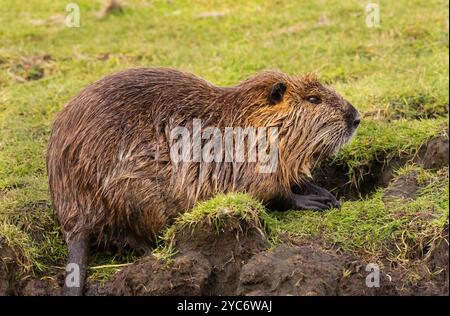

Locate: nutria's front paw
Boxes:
[293,193,340,211]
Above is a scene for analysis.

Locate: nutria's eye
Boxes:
[307,96,322,104]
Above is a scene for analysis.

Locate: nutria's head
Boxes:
[238,71,360,186]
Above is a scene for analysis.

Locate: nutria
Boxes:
[47,67,360,295]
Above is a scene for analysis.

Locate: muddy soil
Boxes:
[382,171,422,202]
[0,239,18,296]
[84,223,447,296]
[236,244,398,296]
[5,223,447,296]
[86,215,270,296]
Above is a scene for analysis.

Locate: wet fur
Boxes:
[47,67,358,295]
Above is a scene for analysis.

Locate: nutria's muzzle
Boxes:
[345,101,361,134]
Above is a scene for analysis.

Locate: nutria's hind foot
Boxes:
[62,233,89,296]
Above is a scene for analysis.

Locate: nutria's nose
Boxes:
[345,101,360,130]
[353,115,361,128]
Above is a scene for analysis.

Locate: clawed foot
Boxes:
[266,181,341,212]
[292,181,340,211]
[293,193,340,211]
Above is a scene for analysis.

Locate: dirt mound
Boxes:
[238,244,346,295]
[87,251,211,296]
[238,244,401,296]
[419,134,449,170]
[412,226,449,296]
[427,226,449,285]
[87,207,270,296]
[19,278,61,296]
[0,239,18,296]
[382,171,421,202]
[175,219,270,295]
[86,243,406,296]
[1,238,62,296]
[2,214,448,296]
[84,211,448,296]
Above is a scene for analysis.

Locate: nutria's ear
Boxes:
[268,82,287,105]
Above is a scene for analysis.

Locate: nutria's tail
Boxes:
[62,232,89,296]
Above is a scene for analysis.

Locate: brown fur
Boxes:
[47,67,358,247]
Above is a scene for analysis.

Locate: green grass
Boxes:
[0,0,448,279]
[273,165,449,262]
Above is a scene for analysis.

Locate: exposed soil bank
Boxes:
[5,225,447,296]
[83,224,447,296]
[0,240,18,296]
